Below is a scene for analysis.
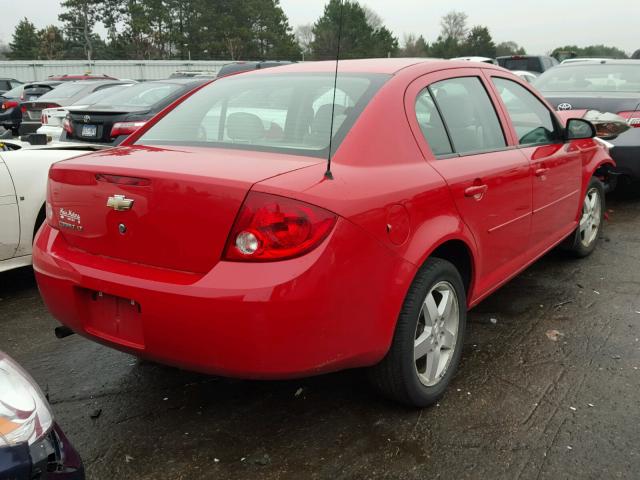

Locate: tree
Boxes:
[496,41,526,57]
[551,44,628,60]
[38,26,65,60]
[633,49,640,60]
[9,18,40,60]
[59,0,101,60]
[295,24,314,60]
[429,35,462,59]
[362,6,382,30]
[400,33,429,57]
[464,26,496,58]
[440,10,467,43]
[311,0,398,60]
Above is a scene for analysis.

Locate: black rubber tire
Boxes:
[565,177,605,258]
[368,257,467,407]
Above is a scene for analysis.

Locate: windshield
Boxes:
[72,84,131,106]
[92,82,182,109]
[2,85,24,98]
[137,73,388,158]
[38,82,89,100]
[535,64,640,92]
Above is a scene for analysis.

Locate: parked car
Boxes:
[560,58,612,65]
[60,78,210,145]
[0,351,84,479]
[20,80,135,135]
[47,73,118,81]
[512,70,537,84]
[216,60,293,78]
[497,55,559,74]
[34,59,613,407]
[0,78,22,95]
[21,81,64,102]
[535,60,640,185]
[38,84,136,141]
[0,84,26,135]
[0,139,105,272]
[450,56,497,65]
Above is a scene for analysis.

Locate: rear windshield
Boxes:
[72,84,131,106]
[38,82,89,99]
[137,73,388,157]
[92,82,182,109]
[535,64,640,92]
[2,85,24,98]
[499,58,542,72]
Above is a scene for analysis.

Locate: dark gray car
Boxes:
[20,80,135,134]
[535,60,640,185]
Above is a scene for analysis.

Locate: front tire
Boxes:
[368,258,467,407]
[565,177,604,257]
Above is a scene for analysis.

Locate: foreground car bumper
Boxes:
[0,424,84,480]
[33,220,414,379]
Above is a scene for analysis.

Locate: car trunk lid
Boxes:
[543,91,640,114]
[48,145,322,273]
[67,107,148,142]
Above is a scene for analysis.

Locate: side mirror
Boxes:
[565,118,595,140]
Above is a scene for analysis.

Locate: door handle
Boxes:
[464,184,488,198]
[535,167,550,177]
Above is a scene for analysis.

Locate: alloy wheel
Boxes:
[414,281,460,387]
[579,187,601,248]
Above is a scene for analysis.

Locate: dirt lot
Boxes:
[1,193,639,480]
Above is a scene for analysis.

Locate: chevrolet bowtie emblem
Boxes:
[106,194,134,211]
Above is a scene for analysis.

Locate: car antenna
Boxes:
[324,0,345,180]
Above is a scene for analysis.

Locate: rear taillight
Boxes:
[111,121,146,138]
[223,192,337,261]
[45,182,55,228]
[1,101,17,110]
[41,113,47,124]
[62,117,73,135]
[21,105,26,113]
[618,111,640,128]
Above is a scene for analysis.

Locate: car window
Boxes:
[138,73,388,158]
[534,64,640,92]
[10,81,22,89]
[0,80,10,90]
[414,89,453,156]
[428,77,506,155]
[73,84,131,106]
[93,83,182,109]
[492,77,559,146]
[38,82,88,99]
[2,85,23,98]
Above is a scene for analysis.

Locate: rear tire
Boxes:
[565,177,604,257]
[368,258,467,407]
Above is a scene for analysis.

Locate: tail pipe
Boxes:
[54,326,75,339]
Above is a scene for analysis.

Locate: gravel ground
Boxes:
[1,193,639,480]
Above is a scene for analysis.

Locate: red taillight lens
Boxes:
[20,105,26,113]
[62,117,73,135]
[41,113,47,124]
[618,111,640,128]
[223,192,337,261]
[1,101,17,110]
[111,121,146,138]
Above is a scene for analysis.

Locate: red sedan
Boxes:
[33,59,613,407]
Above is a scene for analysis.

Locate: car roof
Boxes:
[554,59,640,67]
[236,58,506,76]
[154,77,211,86]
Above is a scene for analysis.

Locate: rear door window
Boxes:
[492,77,560,145]
[414,89,453,156]
[428,77,506,155]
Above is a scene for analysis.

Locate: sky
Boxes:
[1,0,638,55]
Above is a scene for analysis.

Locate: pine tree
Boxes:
[9,18,40,60]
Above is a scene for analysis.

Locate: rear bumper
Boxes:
[37,125,63,141]
[610,128,640,178]
[33,220,414,379]
[19,120,41,135]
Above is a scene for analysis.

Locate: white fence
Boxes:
[0,60,233,82]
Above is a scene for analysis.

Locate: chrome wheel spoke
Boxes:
[414,332,431,361]
[423,294,439,326]
[439,289,453,319]
[424,348,441,383]
[441,328,456,349]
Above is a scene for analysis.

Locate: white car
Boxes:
[0,139,105,272]
[450,56,498,65]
